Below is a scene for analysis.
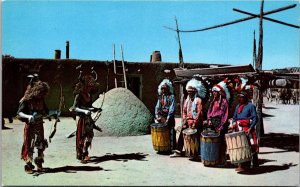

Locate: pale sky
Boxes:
[2,1,300,70]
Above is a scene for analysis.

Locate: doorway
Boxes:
[127,75,143,100]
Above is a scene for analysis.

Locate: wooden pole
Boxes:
[180,83,184,124]
[113,44,117,88]
[253,30,257,68]
[254,0,265,144]
[175,17,184,68]
[257,0,264,70]
[175,16,185,122]
[164,1,297,136]
[164,4,297,33]
[233,8,300,29]
[120,45,127,89]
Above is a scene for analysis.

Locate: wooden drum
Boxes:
[200,130,221,167]
[183,128,199,158]
[151,123,170,152]
[225,131,252,164]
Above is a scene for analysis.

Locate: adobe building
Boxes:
[2,52,228,119]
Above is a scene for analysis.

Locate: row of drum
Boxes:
[151,123,253,167]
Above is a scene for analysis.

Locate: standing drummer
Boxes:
[229,91,258,171]
[170,79,203,159]
[207,80,230,166]
[207,81,230,132]
[155,79,176,150]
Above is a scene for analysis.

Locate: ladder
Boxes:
[113,44,127,89]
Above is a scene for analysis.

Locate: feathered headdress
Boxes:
[186,78,207,99]
[212,80,230,101]
[158,79,174,95]
[240,77,248,91]
[244,84,254,90]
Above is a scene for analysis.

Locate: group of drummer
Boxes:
[154,77,259,172]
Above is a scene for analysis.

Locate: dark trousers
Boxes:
[218,127,228,165]
[175,125,188,152]
[170,127,176,151]
[252,150,259,167]
[239,137,259,168]
[239,151,259,168]
[167,117,176,151]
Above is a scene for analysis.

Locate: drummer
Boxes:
[207,81,230,131]
[155,79,176,150]
[207,80,229,166]
[170,80,203,159]
[229,91,259,171]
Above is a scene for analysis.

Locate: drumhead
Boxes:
[225,131,246,138]
[150,123,167,128]
[201,130,220,138]
[183,128,197,135]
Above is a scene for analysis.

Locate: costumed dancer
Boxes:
[17,76,51,174]
[206,80,230,166]
[69,68,101,163]
[170,78,206,158]
[155,79,176,150]
[229,91,259,171]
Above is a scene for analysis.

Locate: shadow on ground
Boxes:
[156,151,172,155]
[259,150,291,154]
[258,158,276,165]
[262,106,278,110]
[261,133,299,152]
[89,152,148,164]
[238,163,297,175]
[33,165,105,177]
[213,159,276,169]
[262,113,275,118]
[2,126,13,130]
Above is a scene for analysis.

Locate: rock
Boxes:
[92,88,153,136]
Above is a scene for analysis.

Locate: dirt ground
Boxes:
[1,99,299,186]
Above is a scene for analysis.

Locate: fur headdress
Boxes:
[74,75,99,95]
[158,79,174,95]
[21,80,50,102]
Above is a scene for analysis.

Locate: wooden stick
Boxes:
[164,4,297,33]
[233,8,300,29]
[175,16,184,67]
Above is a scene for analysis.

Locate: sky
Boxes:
[2,0,300,70]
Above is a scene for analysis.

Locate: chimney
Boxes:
[54,49,61,60]
[150,51,162,63]
[66,41,69,59]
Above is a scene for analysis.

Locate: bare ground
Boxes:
[1,99,299,186]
